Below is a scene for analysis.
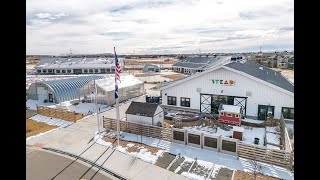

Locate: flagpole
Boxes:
[114,47,120,147]
[95,79,100,137]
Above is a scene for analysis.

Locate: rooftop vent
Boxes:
[259,67,263,70]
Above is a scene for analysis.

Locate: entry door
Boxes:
[258,105,275,120]
[37,87,47,102]
[48,93,53,102]
[181,68,184,73]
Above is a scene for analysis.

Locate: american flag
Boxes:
[114,47,121,100]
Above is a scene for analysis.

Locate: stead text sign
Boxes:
[212,79,235,86]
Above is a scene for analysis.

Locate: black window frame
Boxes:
[62,70,66,73]
[100,69,106,73]
[180,97,190,107]
[56,70,60,73]
[84,69,88,73]
[89,69,93,73]
[167,96,177,105]
[282,107,294,119]
[94,69,98,73]
[37,70,41,73]
[67,69,71,73]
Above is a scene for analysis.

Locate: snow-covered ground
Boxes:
[26,99,56,110]
[266,144,281,150]
[30,114,74,128]
[183,125,265,146]
[183,126,233,137]
[242,118,264,124]
[26,99,110,115]
[266,126,280,134]
[242,126,265,145]
[98,131,293,180]
[95,131,164,164]
[266,133,281,145]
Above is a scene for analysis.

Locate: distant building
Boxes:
[125,101,164,126]
[34,57,125,75]
[287,57,294,69]
[143,64,160,73]
[172,56,231,74]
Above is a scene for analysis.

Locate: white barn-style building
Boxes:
[125,101,164,126]
[160,60,294,121]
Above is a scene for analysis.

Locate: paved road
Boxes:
[27,149,112,180]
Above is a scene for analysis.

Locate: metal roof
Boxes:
[173,56,231,69]
[126,101,159,117]
[35,57,124,69]
[95,75,143,92]
[225,61,294,93]
[39,75,104,103]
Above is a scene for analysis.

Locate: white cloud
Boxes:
[26,0,294,55]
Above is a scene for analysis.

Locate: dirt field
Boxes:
[162,73,186,80]
[271,68,294,79]
[26,119,58,137]
[233,170,279,180]
[103,137,160,155]
[133,74,159,77]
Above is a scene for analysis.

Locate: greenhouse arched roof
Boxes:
[40,75,104,103]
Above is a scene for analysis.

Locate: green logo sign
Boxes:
[212,79,235,85]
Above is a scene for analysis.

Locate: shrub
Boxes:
[144,81,147,83]
[43,99,48,103]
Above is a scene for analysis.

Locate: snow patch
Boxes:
[30,114,73,128]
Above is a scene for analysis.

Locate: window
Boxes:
[220,112,224,116]
[84,69,88,73]
[235,114,239,118]
[56,70,60,73]
[62,70,66,73]
[227,113,232,117]
[37,70,41,73]
[111,68,115,72]
[167,96,176,105]
[94,69,98,73]
[89,69,93,73]
[282,107,294,119]
[67,69,71,73]
[100,69,106,73]
[180,97,190,107]
[48,69,53,73]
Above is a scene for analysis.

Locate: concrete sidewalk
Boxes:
[27,96,186,180]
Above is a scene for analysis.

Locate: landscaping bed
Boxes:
[155,152,176,169]
[233,170,279,180]
[26,119,57,137]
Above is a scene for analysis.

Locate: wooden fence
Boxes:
[103,117,293,169]
[37,105,84,122]
[238,142,293,169]
[103,117,172,141]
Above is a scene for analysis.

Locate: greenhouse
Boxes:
[27,75,104,103]
[80,75,144,105]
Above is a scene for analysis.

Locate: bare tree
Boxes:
[249,158,263,180]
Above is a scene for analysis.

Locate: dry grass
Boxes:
[233,171,279,180]
[103,136,160,155]
[162,74,186,80]
[26,119,58,137]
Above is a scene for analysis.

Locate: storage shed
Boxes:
[125,101,164,126]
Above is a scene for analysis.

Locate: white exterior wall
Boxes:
[153,106,164,126]
[127,114,153,125]
[161,67,293,119]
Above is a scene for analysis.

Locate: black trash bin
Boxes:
[254,138,260,145]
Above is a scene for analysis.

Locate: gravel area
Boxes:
[169,156,185,172]
[189,162,212,179]
[176,159,194,174]
[155,152,176,169]
[212,168,234,180]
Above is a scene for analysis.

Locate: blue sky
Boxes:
[26,0,294,55]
